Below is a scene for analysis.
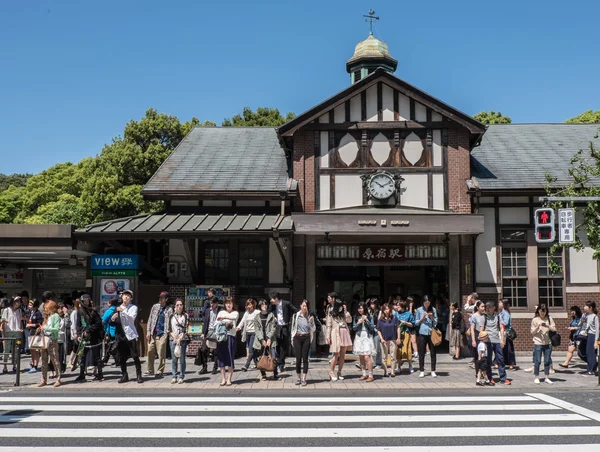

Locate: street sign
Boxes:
[558,208,575,243]
[90,254,139,270]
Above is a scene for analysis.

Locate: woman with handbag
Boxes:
[560,306,583,369]
[415,295,438,378]
[530,303,556,384]
[291,299,315,386]
[37,301,62,387]
[26,299,43,374]
[327,299,352,381]
[169,297,189,384]
[216,297,239,386]
[253,299,279,381]
[353,301,376,382]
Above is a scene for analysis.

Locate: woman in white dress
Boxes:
[352,302,376,382]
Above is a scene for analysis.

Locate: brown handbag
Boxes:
[257,348,275,372]
[431,328,442,346]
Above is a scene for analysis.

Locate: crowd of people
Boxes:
[1,288,598,387]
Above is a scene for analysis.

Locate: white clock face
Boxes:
[369,173,395,200]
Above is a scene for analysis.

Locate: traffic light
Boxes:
[534,208,555,243]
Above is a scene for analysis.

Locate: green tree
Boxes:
[473,111,512,124]
[222,107,295,127]
[565,110,600,124]
[0,109,203,227]
[545,127,600,270]
[0,173,32,192]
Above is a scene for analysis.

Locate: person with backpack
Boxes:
[74,294,104,382]
[499,299,517,370]
[112,290,143,384]
[449,302,465,360]
[530,303,556,384]
[395,300,415,374]
[216,296,239,386]
[101,297,119,367]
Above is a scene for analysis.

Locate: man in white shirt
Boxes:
[463,292,478,313]
[114,290,143,384]
[2,297,23,374]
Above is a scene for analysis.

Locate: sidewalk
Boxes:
[1,351,598,390]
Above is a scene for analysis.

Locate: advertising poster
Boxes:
[100,278,130,315]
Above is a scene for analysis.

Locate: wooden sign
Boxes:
[359,245,405,262]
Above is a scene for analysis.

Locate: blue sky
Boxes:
[1,0,599,175]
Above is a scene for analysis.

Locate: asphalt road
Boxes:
[0,389,599,451]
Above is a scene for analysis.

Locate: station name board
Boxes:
[90,254,139,270]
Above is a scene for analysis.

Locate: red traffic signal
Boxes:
[534,208,555,243]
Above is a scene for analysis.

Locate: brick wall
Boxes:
[566,292,600,306]
[447,129,471,213]
[292,130,316,213]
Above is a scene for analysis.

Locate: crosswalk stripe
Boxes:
[0,395,536,403]
[528,392,600,422]
[1,426,599,438]
[0,403,560,412]
[5,447,600,452]
[0,413,585,424]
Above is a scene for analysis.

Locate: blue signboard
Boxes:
[90,254,139,270]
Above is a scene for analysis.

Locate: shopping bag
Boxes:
[174,343,181,358]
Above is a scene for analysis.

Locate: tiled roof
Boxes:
[142,127,289,197]
[75,213,293,238]
[472,124,600,190]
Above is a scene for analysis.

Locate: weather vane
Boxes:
[363,9,379,35]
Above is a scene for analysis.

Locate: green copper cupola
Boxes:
[346,34,398,84]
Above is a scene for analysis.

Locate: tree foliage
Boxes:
[222,107,295,127]
[0,109,202,227]
[565,110,600,124]
[0,107,293,228]
[545,127,600,271]
[473,111,512,124]
[0,173,31,192]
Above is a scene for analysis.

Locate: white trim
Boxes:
[0,403,557,413]
[0,395,535,403]
[527,393,600,422]
[566,285,600,293]
[0,426,597,438]
[0,413,582,425]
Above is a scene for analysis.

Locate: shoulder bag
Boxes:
[431,327,442,346]
[506,326,518,341]
[257,348,275,372]
[28,331,49,350]
[548,316,561,347]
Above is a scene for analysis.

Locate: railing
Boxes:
[0,332,22,386]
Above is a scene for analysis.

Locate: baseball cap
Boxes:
[159,291,169,299]
[121,289,133,297]
[80,294,91,303]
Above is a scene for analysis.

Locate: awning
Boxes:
[292,207,484,235]
[75,213,293,239]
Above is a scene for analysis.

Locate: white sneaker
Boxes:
[426,351,430,356]
[419,372,425,378]
[524,367,534,373]
[549,368,556,375]
[534,378,540,384]
[355,362,362,369]
[431,371,437,378]
[545,378,553,385]
[374,365,382,370]
[409,367,414,374]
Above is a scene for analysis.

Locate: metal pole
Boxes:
[539,196,600,202]
[14,337,21,387]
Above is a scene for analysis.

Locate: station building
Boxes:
[3,34,599,351]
